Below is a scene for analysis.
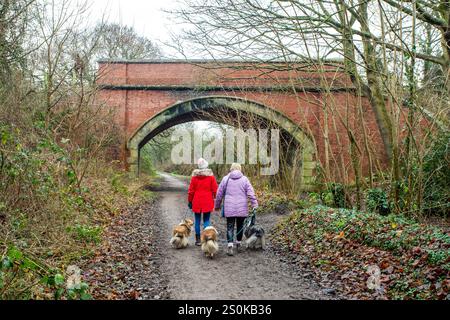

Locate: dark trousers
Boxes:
[226,217,246,243]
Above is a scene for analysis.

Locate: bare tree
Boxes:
[0,0,36,81]
[91,22,162,60]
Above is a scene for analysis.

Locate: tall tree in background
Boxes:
[0,0,36,81]
[92,23,162,60]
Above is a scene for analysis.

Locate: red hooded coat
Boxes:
[188,168,218,214]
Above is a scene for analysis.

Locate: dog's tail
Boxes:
[170,233,187,248]
[202,239,219,255]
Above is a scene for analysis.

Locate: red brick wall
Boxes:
[96,61,388,183]
[97,61,353,88]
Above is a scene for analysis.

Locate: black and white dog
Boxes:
[243,211,266,250]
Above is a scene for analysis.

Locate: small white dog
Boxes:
[201,226,219,258]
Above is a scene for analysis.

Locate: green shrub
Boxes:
[325,183,347,208]
[366,188,390,215]
[1,246,91,300]
[308,192,321,205]
[321,189,334,207]
[422,131,450,215]
[110,174,129,195]
[69,225,102,244]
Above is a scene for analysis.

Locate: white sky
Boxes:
[86,0,183,57]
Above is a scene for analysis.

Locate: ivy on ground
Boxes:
[272,205,450,300]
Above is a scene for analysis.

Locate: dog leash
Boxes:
[183,207,192,220]
[231,208,257,238]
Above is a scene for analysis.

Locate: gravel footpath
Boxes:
[82,173,336,300]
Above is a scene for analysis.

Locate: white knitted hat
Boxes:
[197,158,209,169]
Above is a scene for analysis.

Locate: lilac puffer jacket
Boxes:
[214,170,258,217]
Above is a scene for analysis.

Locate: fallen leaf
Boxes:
[412,259,421,267]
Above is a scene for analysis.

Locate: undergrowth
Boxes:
[0,124,154,299]
[272,205,450,299]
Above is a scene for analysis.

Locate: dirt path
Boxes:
[153,173,330,300]
[84,173,334,300]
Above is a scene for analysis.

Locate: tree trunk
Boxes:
[439,1,450,94]
[358,2,393,162]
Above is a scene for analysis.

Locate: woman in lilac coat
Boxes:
[214,163,258,256]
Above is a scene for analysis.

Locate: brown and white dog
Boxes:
[170,218,194,249]
[201,226,219,258]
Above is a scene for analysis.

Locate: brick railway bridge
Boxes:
[96,59,388,190]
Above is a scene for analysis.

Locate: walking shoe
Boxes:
[235,241,242,253]
[226,243,234,256]
[195,234,201,246]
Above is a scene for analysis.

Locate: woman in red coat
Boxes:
[188,158,218,245]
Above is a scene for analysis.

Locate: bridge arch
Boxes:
[127,96,317,190]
